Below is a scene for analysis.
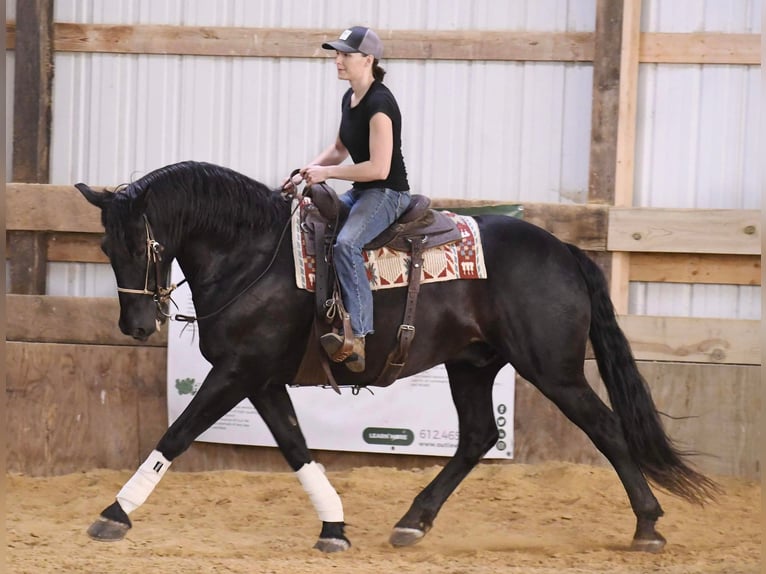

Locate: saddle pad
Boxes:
[291,198,487,292]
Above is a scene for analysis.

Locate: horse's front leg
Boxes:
[248,384,349,553]
[87,365,247,541]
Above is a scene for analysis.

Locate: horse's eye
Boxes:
[129,245,146,258]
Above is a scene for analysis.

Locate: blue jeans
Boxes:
[334,187,411,337]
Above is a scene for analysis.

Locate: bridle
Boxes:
[116,214,180,319]
[116,182,301,325]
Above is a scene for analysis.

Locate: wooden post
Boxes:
[588,0,623,206]
[7,233,48,294]
[611,0,642,314]
[587,0,641,314]
[10,0,55,294]
[12,0,54,182]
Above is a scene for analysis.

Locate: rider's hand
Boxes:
[302,165,331,186]
[282,171,304,190]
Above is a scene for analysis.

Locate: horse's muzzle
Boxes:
[129,328,153,342]
[119,318,156,342]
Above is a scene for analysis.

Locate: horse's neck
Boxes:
[151,184,291,309]
[173,231,287,311]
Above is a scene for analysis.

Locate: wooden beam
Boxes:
[6,23,759,65]
[640,32,760,65]
[7,341,168,475]
[609,0,642,314]
[432,200,608,250]
[11,0,54,182]
[6,232,107,263]
[520,203,608,251]
[10,0,54,295]
[8,295,758,365]
[618,315,760,365]
[6,294,168,347]
[7,232,48,294]
[629,253,760,285]
[12,23,593,62]
[608,208,761,255]
[6,183,104,233]
[7,186,609,251]
[46,232,108,263]
[516,361,761,478]
[587,0,639,314]
[639,362,760,478]
[8,183,760,263]
[614,0,642,206]
[587,0,623,206]
[7,231,760,286]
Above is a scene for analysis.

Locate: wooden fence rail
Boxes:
[6,294,758,365]
[6,183,761,365]
[6,23,761,65]
[7,183,761,283]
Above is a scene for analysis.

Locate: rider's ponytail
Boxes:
[372,60,386,82]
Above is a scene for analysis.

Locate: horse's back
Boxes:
[474,213,588,297]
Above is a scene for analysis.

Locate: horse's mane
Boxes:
[109,161,289,247]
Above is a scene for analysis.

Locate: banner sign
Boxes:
[167,264,514,459]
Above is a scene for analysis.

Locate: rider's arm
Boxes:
[304,113,393,184]
[305,136,349,169]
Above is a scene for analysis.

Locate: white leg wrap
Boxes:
[116,450,171,515]
[295,461,344,523]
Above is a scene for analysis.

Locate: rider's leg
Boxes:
[327,187,411,369]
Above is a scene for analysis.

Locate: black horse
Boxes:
[77,160,716,553]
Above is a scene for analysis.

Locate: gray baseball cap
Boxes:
[322,26,383,59]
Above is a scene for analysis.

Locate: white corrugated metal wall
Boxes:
[6,0,761,320]
[630,0,761,319]
[44,0,595,202]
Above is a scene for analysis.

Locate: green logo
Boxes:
[363,427,414,446]
[175,378,199,396]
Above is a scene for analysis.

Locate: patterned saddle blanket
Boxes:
[291,198,488,292]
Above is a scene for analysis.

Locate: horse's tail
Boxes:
[565,243,719,504]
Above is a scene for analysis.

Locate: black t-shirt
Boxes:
[338,81,409,192]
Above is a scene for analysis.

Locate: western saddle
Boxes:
[294,182,462,391]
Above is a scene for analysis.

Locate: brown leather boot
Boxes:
[320,333,365,373]
[344,337,365,373]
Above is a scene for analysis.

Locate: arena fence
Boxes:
[6,0,760,479]
[6,186,760,479]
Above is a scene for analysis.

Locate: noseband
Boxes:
[116,214,178,317]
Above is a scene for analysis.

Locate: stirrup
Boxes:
[320,332,355,362]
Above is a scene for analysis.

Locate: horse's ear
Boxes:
[76,183,111,208]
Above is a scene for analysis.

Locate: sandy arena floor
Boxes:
[7,462,761,574]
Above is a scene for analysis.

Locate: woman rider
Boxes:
[298,26,411,373]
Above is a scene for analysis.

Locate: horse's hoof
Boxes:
[87,517,130,541]
[630,537,666,553]
[389,527,426,547]
[313,537,351,553]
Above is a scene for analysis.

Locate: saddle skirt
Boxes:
[291,197,487,292]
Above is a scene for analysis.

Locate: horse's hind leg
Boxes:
[248,384,349,553]
[531,372,666,552]
[390,358,503,547]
